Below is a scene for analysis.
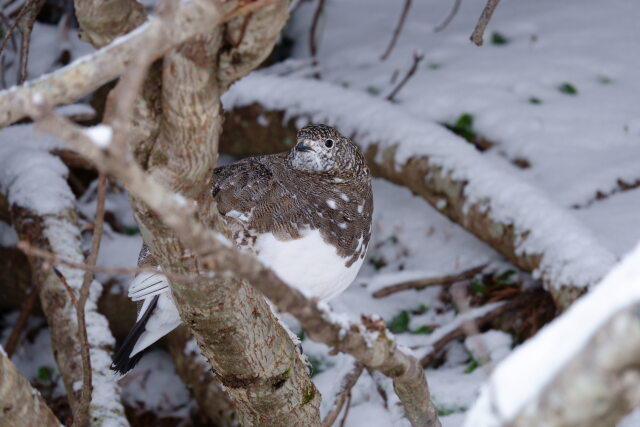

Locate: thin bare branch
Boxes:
[434,0,462,32]
[322,362,364,427]
[17,240,205,282]
[470,0,501,46]
[420,294,530,367]
[74,173,107,427]
[380,0,412,61]
[385,51,424,102]
[16,0,45,84]
[309,0,325,77]
[3,286,38,357]
[53,266,79,305]
[372,264,487,298]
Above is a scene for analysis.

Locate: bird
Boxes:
[111,124,373,374]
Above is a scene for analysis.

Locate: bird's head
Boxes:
[289,124,365,176]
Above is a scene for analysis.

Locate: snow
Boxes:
[465,242,640,426]
[0,125,70,215]
[84,124,113,148]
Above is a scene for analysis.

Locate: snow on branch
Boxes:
[221,73,618,308]
[0,125,128,425]
[0,345,61,426]
[465,242,640,426]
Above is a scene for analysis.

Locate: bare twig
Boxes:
[372,264,487,298]
[385,51,424,102]
[322,362,364,427]
[17,240,204,282]
[3,286,38,357]
[380,0,412,61]
[420,294,530,367]
[73,173,106,427]
[0,0,27,55]
[16,0,45,84]
[339,391,353,427]
[309,0,325,77]
[53,266,78,305]
[470,0,501,46]
[434,0,462,32]
[231,13,252,48]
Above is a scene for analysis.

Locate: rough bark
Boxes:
[218,98,615,309]
[166,327,237,427]
[0,346,61,426]
[74,0,146,49]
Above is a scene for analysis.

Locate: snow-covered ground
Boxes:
[1,0,640,425]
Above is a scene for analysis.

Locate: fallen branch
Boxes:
[16,0,45,84]
[470,0,501,46]
[380,0,412,61]
[309,0,325,76]
[220,74,618,309]
[372,264,487,298]
[466,244,640,426]
[0,345,61,426]
[322,362,364,427]
[3,285,38,357]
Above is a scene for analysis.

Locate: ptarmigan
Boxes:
[111,124,373,374]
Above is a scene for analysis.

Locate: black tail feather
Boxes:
[111,295,159,375]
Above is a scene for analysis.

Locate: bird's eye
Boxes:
[325,139,334,148]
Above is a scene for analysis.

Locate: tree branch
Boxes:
[0,0,280,128]
[74,173,107,427]
[322,362,364,427]
[470,0,501,46]
[372,264,487,298]
[380,0,412,61]
[218,75,618,309]
[0,346,61,426]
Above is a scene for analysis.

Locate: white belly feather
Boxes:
[254,228,364,301]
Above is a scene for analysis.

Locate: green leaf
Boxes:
[123,226,140,236]
[387,310,410,333]
[411,325,432,335]
[528,97,542,104]
[491,32,509,45]
[37,366,53,382]
[427,62,441,70]
[366,86,380,96]
[464,359,479,374]
[470,278,487,295]
[449,113,476,142]
[496,269,517,286]
[369,257,387,271]
[297,329,305,342]
[597,75,612,85]
[387,235,398,244]
[558,82,578,95]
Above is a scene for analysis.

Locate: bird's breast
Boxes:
[253,228,366,301]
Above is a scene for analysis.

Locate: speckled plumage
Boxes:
[211,125,372,267]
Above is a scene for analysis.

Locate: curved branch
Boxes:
[219,75,618,309]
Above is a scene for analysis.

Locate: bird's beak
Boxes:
[295,141,314,152]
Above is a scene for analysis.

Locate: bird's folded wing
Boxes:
[128,270,170,302]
